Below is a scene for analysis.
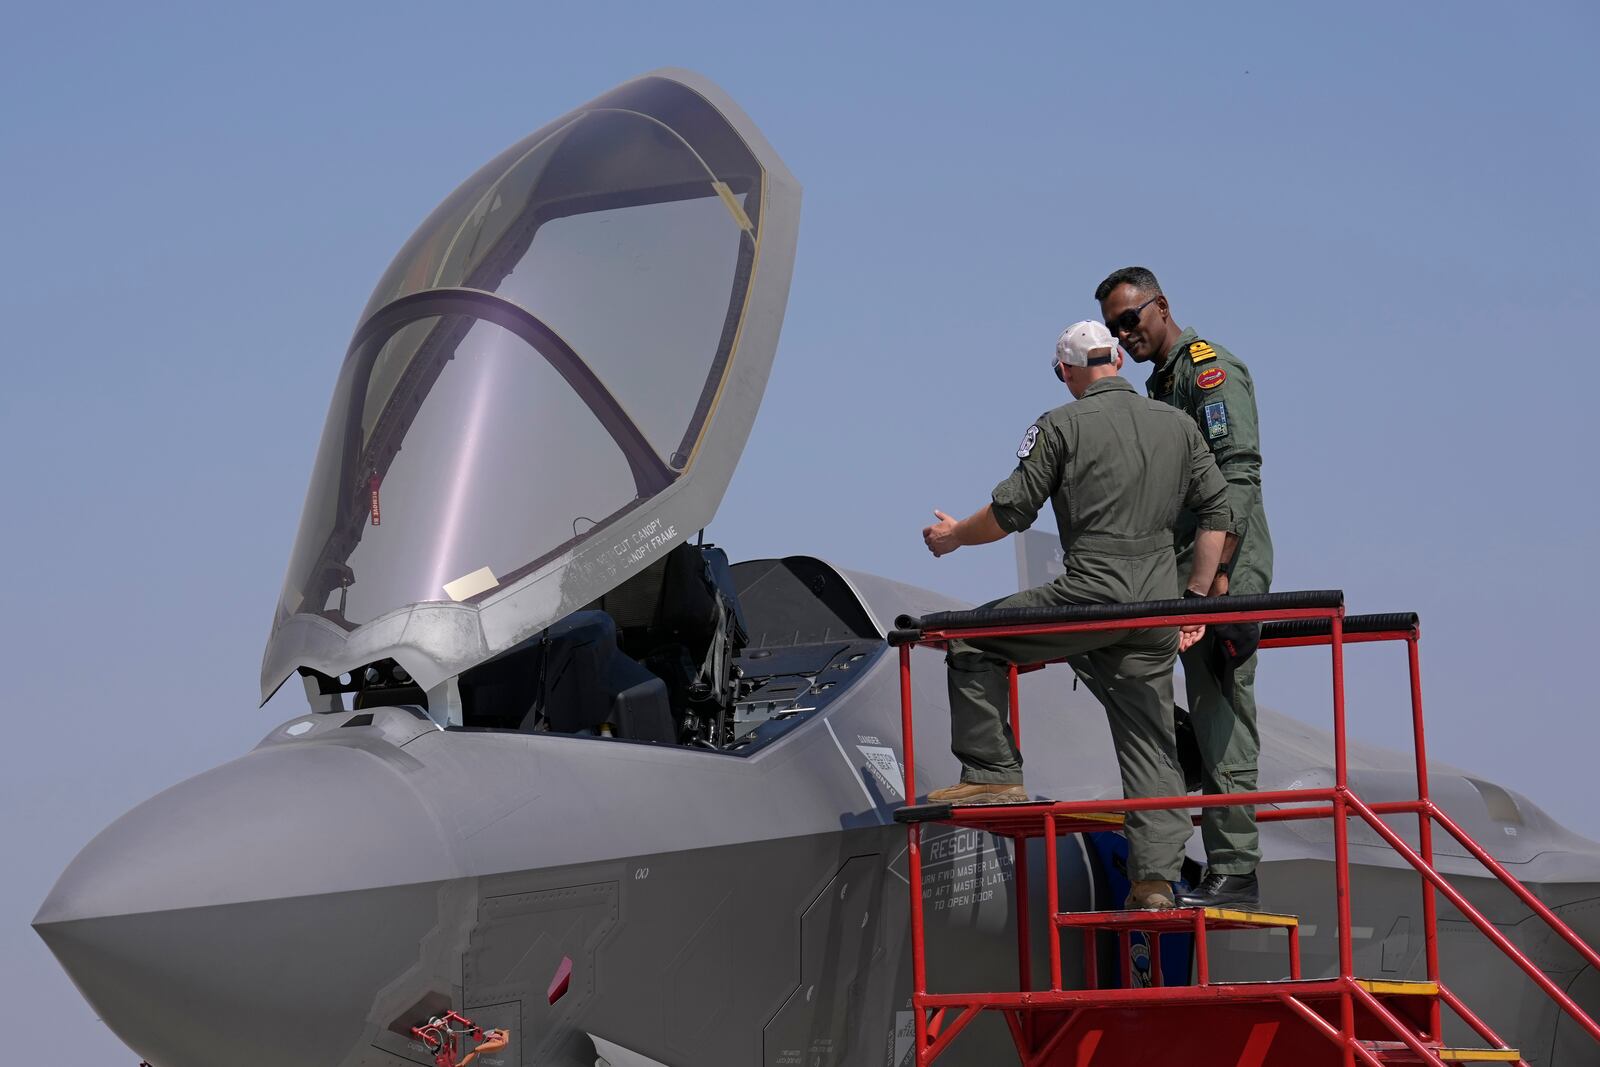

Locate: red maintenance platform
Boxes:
[888,591,1600,1067]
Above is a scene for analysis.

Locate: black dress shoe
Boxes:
[1175,871,1260,909]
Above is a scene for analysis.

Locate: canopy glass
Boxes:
[262,73,797,699]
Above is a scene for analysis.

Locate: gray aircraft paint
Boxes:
[1015,527,1066,592]
[34,69,1600,1067]
[36,563,1600,1064]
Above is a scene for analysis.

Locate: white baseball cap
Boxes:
[1054,320,1119,368]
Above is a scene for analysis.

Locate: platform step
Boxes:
[1053,906,1298,931]
[1352,979,1438,997]
[894,799,1123,837]
[1276,979,1439,1040]
[1368,1046,1520,1064]
[916,986,1460,1064]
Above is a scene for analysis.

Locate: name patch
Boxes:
[1197,366,1227,390]
[1017,425,1040,458]
[1203,401,1230,440]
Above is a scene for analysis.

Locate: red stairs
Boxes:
[888,592,1600,1066]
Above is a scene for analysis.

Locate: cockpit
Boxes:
[301,551,884,754]
[260,72,843,754]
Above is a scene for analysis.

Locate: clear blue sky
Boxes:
[3,2,1596,1061]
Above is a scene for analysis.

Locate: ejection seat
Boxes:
[457,611,676,742]
[591,542,750,741]
[536,612,677,742]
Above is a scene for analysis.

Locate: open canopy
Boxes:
[261,70,800,702]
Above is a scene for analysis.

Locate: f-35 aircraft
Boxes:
[33,69,1600,1067]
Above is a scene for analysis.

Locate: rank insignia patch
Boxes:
[1017,425,1040,458]
[1197,366,1227,390]
[1189,341,1217,365]
[1203,401,1230,440]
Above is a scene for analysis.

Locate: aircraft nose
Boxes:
[34,739,460,1067]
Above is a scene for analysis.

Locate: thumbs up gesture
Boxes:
[923,510,961,558]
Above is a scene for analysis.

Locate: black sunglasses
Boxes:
[1105,295,1160,336]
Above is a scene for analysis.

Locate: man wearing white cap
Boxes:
[920,321,1238,909]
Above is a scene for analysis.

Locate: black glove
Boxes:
[1183,587,1259,679]
[1208,619,1260,677]
[1174,705,1203,793]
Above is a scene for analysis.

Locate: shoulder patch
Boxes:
[1189,340,1217,365]
[1196,366,1227,390]
[1017,424,1041,458]
[1202,400,1230,440]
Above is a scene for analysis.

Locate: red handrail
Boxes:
[894,599,1600,1065]
[1277,993,1389,1067]
[1407,635,1444,1040]
[1438,982,1533,1067]
[1346,792,1600,1044]
[1348,980,1454,1065]
[1427,803,1600,973]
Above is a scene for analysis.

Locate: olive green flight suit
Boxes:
[1148,327,1275,875]
[946,376,1235,882]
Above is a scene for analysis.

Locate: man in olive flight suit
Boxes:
[1097,266,1274,910]
[921,321,1237,910]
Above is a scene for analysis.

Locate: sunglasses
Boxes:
[1105,295,1160,336]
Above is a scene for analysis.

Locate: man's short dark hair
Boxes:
[1094,266,1163,303]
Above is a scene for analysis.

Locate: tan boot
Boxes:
[1125,880,1177,910]
[926,782,1029,806]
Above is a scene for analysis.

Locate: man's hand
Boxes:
[1180,584,1209,652]
[923,510,961,557]
[1179,624,1207,653]
[923,504,1008,557]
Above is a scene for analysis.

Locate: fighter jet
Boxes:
[33,69,1600,1067]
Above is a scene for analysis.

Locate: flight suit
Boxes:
[947,376,1234,882]
[1147,327,1274,875]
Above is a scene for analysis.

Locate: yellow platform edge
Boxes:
[1353,978,1439,996]
[1203,907,1299,927]
[1066,812,1123,824]
[1437,1050,1520,1063]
